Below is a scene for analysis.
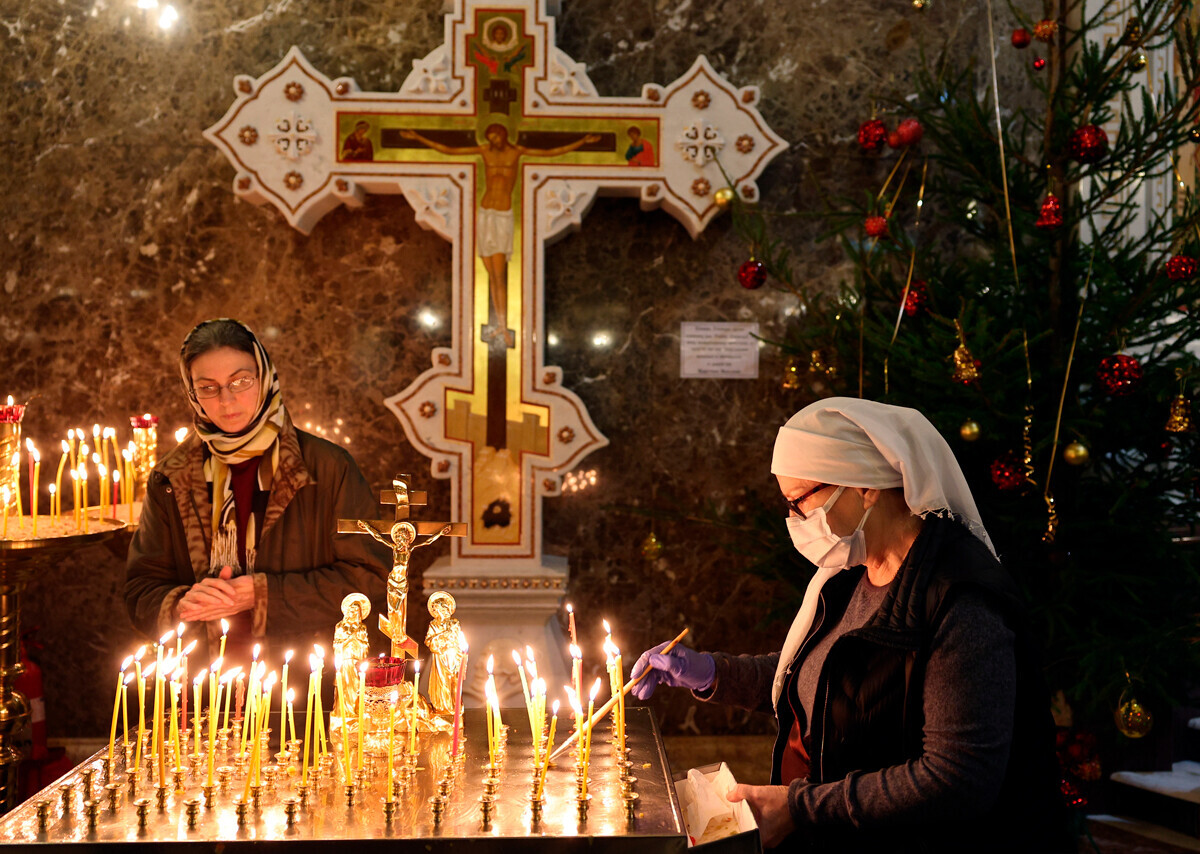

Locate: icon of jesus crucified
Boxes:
[399,125,600,348]
[357,519,452,658]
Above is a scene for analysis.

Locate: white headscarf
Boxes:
[768,396,994,708]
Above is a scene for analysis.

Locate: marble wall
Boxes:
[2,0,1029,741]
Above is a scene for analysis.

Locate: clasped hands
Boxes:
[177,565,255,622]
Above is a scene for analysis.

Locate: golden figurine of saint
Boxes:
[424,592,466,715]
[333,592,371,714]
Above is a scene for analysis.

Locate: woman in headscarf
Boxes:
[631,398,1066,853]
[124,319,390,662]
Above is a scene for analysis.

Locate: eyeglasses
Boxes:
[191,375,258,400]
[783,483,831,519]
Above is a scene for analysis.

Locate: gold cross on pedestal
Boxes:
[337,474,467,658]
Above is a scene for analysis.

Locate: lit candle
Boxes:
[280,649,293,744]
[107,656,133,768]
[92,425,101,476]
[313,645,327,759]
[121,670,134,752]
[29,447,38,538]
[107,428,121,482]
[221,667,241,732]
[68,470,77,529]
[240,645,261,757]
[568,686,582,767]
[95,463,106,524]
[583,678,601,799]
[111,468,120,521]
[207,660,220,787]
[302,657,316,784]
[536,700,559,800]
[356,661,367,772]
[386,690,398,803]
[286,687,296,746]
[175,427,188,444]
[2,487,9,539]
[257,673,275,786]
[570,643,583,721]
[176,623,185,658]
[567,602,577,647]
[78,465,88,533]
[54,441,68,520]
[513,649,533,739]
[47,484,56,522]
[218,619,229,665]
[170,673,182,771]
[409,660,420,755]
[451,639,468,758]
[485,655,496,766]
[233,672,245,730]
[133,646,147,768]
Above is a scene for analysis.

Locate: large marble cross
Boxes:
[205,0,785,697]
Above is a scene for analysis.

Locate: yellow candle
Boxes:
[409,660,420,755]
[287,688,296,746]
[335,658,351,783]
[107,657,132,767]
[221,667,241,732]
[30,449,39,538]
[583,678,600,799]
[218,619,229,666]
[2,487,9,539]
[169,678,182,771]
[280,649,293,743]
[313,648,327,759]
[133,648,147,768]
[257,673,275,786]
[536,700,559,800]
[356,662,367,772]
[47,484,56,522]
[207,662,220,787]
[54,441,68,518]
[513,649,534,739]
[79,466,88,533]
[302,664,316,784]
[485,678,496,766]
[192,673,203,758]
[240,649,261,757]
[121,670,134,750]
[570,643,583,722]
[386,690,398,803]
[108,428,121,480]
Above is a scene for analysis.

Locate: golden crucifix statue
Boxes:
[337,473,467,659]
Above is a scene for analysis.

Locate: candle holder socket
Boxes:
[429,795,445,825]
[172,768,185,791]
[134,797,150,829]
[286,738,302,755]
[85,799,100,831]
[217,766,233,793]
[353,768,367,791]
[274,749,290,767]
[59,783,73,814]
[623,791,639,822]
[479,796,494,830]
[250,784,263,811]
[576,793,592,823]
[201,784,215,808]
[126,769,140,798]
[283,796,299,827]
[343,784,355,807]
[217,727,232,750]
[188,754,203,777]
[81,767,95,800]
[383,799,396,823]
[393,779,407,800]
[529,797,544,826]
[154,785,168,811]
[104,782,121,812]
[234,798,250,826]
[262,764,278,794]
[35,799,51,831]
[296,783,309,809]
[437,776,451,798]
[482,776,499,797]
[184,798,201,829]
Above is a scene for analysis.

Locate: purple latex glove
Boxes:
[629,641,715,700]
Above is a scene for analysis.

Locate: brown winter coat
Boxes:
[124,420,390,660]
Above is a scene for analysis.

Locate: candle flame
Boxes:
[79,443,88,457]
[135,645,147,661]
[159,629,175,645]
[533,677,545,696]
[122,448,132,461]
[112,469,119,483]
[1,487,7,501]
[177,621,185,636]
[486,655,494,674]
[104,427,115,439]
[589,677,601,701]
[193,672,205,686]
[67,428,74,441]
[221,618,229,635]
[69,471,76,483]
[48,484,55,496]
[569,644,581,660]
[24,438,33,452]
[263,672,278,690]
[287,687,294,702]
[459,636,469,653]
[92,424,99,439]
[96,463,106,477]
[359,661,367,674]
[79,466,87,482]
[236,673,245,683]
[284,649,294,662]
[182,639,197,656]
[390,690,399,704]
[31,449,39,463]
[527,660,539,681]
[603,619,611,635]
[252,643,261,660]
[210,658,222,673]
[175,427,188,444]
[142,662,156,678]
[551,699,560,715]
[61,439,69,454]
[525,644,535,662]
[221,667,242,683]
[124,671,136,685]
[121,655,133,671]
[566,603,573,614]
[511,649,522,667]
[314,644,325,658]
[310,654,318,670]
[414,660,421,674]
[5,396,11,406]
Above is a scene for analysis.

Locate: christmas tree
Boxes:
[732,0,1200,737]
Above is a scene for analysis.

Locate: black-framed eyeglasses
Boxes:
[191,375,258,400]
[783,483,830,519]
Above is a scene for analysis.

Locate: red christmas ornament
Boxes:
[1036,193,1063,229]
[1033,56,1046,71]
[903,280,929,317]
[1012,28,1031,48]
[1165,254,1197,281]
[737,259,768,290]
[887,130,903,149]
[1096,353,1143,396]
[989,452,1025,492]
[864,215,889,238]
[1068,124,1109,163]
[1033,19,1057,42]
[895,118,924,146]
[857,119,888,152]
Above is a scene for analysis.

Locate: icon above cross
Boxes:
[338,474,467,659]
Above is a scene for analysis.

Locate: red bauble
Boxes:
[896,118,924,146]
[903,280,929,316]
[1036,193,1063,229]
[1165,254,1197,281]
[864,215,889,238]
[1012,28,1031,48]
[1033,56,1046,70]
[737,259,767,290]
[1096,353,1143,396]
[989,452,1025,491]
[1033,19,1057,42]
[857,119,888,152]
[1068,124,1109,163]
[887,130,903,149]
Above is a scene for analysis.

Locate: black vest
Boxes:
[770,516,1069,853]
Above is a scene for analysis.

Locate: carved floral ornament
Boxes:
[283,171,303,190]
[238,126,258,145]
[418,401,438,418]
[283,81,304,101]
[691,89,711,109]
[676,121,725,167]
[557,426,575,444]
[736,134,755,153]
[691,177,711,197]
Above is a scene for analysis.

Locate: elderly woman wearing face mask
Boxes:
[631,398,1066,853]
[125,318,390,662]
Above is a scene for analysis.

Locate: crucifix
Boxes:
[204,0,786,700]
[337,474,467,659]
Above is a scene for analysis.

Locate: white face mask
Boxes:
[785,486,873,570]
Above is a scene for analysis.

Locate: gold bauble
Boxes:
[1063,440,1090,466]
[1120,18,1143,46]
[808,348,837,379]
[959,419,982,442]
[1165,394,1193,433]
[640,531,663,561]
[1115,691,1154,739]
[713,187,735,209]
[951,344,981,384]
[911,0,929,9]
[1130,49,1148,71]
[782,356,802,390]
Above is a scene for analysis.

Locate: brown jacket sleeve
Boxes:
[124,470,193,640]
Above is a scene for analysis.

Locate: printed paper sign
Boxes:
[680,322,760,379]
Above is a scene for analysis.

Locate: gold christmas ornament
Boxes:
[1166,394,1193,433]
[959,419,982,442]
[782,356,802,390]
[911,0,929,9]
[808,348,838,379]
[1120,18,1143,45]
[1063,441,1090,466]
[951,319,980,384]
[713,187,735,209]
[1130,49,1148,71]
[640,531,663,561]
[1115,688,1153,739]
